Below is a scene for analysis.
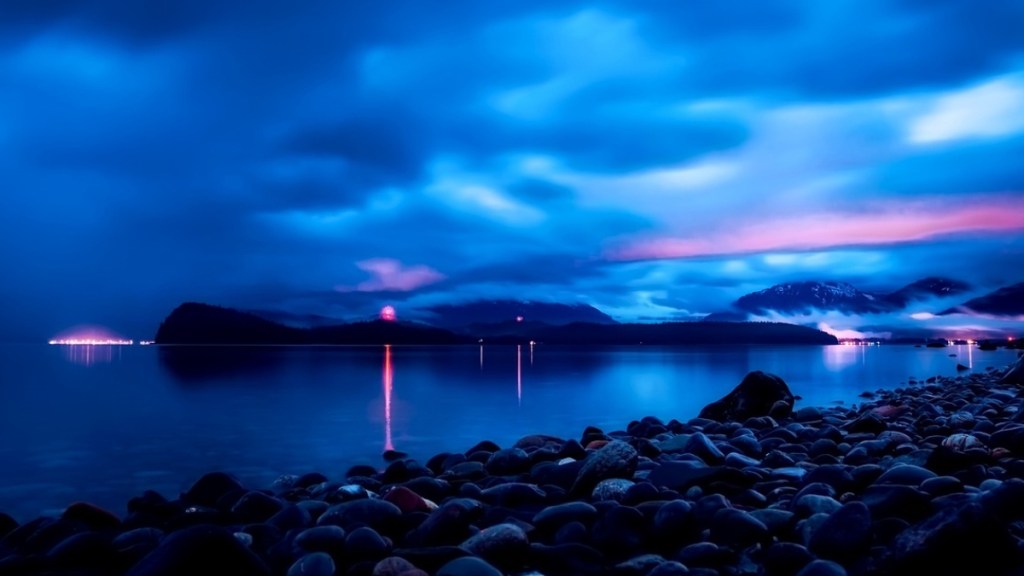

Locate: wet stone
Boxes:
[763,542,813,576]
[346,526,390,562]
[571,440,638,496]
[532,501,598,533]
[614,553,666,575]
[710,507,768,549]
[460,523,529,571]
[61,502,122,531]
[874,464,936,486]
[437,556,503,576]
[685,432,725,464]
[182,472,246,508]
[647,560,690,576]
[808,501,872,562]
[592,478,635,502]
[796,559,848,576]
[485,448,531,476]
[125,524,269,576]
[794,494,842,518]
[749,508,795,536]
[287,552,335,576]
[372,556,420,576]
[232,491,284,523]
[294,525,346,557]
[676,541,727,569]
[317,499,402,535]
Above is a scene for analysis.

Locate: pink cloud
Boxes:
[607,196,1024,261]
[337,258,445,292]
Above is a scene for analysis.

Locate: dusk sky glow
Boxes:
[2,1,1023,341]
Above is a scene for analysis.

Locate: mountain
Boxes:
[155,303,468,345]
[725,277,973,317]
[734,281,888,315]
[884,277,971,307]
[156,303,306,344]
[154,302,836,346]
[424,300,616,329]
[943,282,1024,317]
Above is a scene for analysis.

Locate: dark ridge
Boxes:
[155,303,306,344]
[942,282,1024,317]
[884,276,971,307]
[734,281,890,315]
[155,303,469,345]
[154,303,837,346]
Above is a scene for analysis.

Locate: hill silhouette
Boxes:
[155,302,838,346]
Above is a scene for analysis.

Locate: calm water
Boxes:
[0,343,1018,522]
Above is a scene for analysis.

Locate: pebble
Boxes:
[7,364,1024,576]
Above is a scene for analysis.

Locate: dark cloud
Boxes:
[636,0,1024,98]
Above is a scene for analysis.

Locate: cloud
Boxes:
[908,74,1024,144]
[608,195,1024,261]
[339,258,446,293]
[1,0,1023,340]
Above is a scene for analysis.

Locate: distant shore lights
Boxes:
[48,326,133,346]
[49,326,132,366]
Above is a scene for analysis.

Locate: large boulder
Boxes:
[699,371,794,422]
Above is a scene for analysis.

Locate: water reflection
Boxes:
[822,344,865,372]
[383,345,394,452]
[517,345,522,406]
[60,344,120,366]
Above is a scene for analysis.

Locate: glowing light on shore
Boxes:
[49,325,133,346]
[383,344,394,452]
[48,338,134,345]
[380,305,397,322]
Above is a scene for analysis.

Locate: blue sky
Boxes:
[1,0,1023,340]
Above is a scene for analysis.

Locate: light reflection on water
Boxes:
[382,345,394,452]
[59,344,121,366]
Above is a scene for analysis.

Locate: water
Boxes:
[0,343,1017,522]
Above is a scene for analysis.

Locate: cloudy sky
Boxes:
[2,0,1023,341]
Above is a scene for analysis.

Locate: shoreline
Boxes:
[2,357,1024,575]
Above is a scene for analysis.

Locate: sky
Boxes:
[1,0,1023,341]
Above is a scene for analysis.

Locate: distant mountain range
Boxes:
[731,277,972,316]
[154,303,837,346]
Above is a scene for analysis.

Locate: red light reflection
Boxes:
[383,344,394,452]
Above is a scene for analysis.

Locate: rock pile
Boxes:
[4,365,1024,575]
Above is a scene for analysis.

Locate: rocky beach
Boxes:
[3,355,1024,576]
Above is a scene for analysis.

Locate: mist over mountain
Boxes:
[726,277,980,316]
[884,277,972,308]
[699,277,1022,339]
[942,282,1024,317]
[735,281,888,315]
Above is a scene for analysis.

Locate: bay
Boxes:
[0,342,1016,522]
